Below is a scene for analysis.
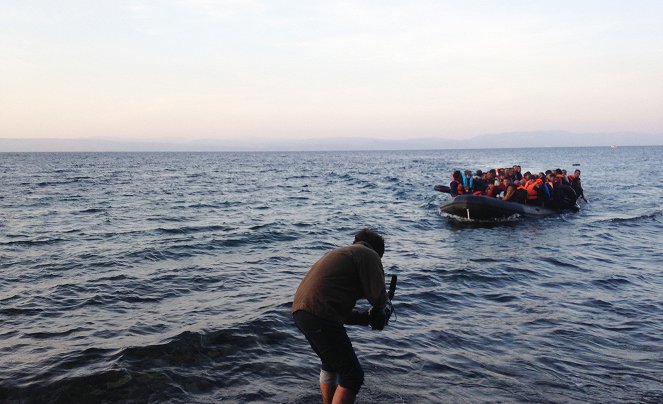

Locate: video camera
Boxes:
[346,274,397,330]
[384,274,397,324]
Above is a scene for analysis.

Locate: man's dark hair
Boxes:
[354,228,385,258]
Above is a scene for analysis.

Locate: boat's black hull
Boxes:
[440,194,575,220]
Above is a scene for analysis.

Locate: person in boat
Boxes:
[569,169,587,202]
[509,167,518,181]
[497,171,509,195]
[472,170,486,194]
[292,229,389,404]
[542,171,572,209]
[486,169,497,185]
[555,168,569,185]
[515,180,530,203]
[504,166,516,182]
[501,178,514,200]
[524,173,544,205]
[449,170,464,197]
[501,178,527,204]
[484,182,498,198]
[512,165,523,181]
[462,170,474,193]
[536,173,555,208]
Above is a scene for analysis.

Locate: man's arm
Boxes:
[355,249,389,330]
[344,309,370,325]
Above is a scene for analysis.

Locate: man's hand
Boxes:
[369,307,387,330]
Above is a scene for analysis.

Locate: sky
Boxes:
[1,0,662,143]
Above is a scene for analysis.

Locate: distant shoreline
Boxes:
[1,132,661,152]
[2,145,662,154]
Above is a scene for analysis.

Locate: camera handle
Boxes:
[385,274,397,325]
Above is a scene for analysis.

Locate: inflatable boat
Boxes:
[436,185,580,221]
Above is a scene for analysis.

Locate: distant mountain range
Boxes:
[1,131,661,152]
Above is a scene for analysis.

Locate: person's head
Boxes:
[502,177,511,186]
[524,171,532,180]
[354,228,385,258]
[574,169,581,177]
[452,170,462,181]
[464,170,472,178]
[555,168,563,175]
[475,169,483,177]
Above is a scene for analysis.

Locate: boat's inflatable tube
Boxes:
[440,194,577,221]
[554,184,579,210]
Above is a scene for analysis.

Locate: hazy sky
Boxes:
[1,1,662,142]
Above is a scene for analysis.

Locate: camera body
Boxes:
[346,275,397,330]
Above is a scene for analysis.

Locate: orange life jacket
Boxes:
[525,179,542,200]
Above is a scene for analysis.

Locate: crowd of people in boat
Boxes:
[449,165,586,209]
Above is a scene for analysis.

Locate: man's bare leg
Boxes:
[320,383,337,404]
[332,386,356,404]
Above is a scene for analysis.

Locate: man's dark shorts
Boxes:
[293,310,364,393]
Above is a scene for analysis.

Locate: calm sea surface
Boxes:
[1,147,662,403]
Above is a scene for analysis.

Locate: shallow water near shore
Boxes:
[1,146,662,403]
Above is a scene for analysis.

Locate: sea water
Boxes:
[1,147,662,403]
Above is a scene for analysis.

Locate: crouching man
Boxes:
[292,228,389,404]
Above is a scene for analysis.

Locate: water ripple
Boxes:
[1,149,662,403]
